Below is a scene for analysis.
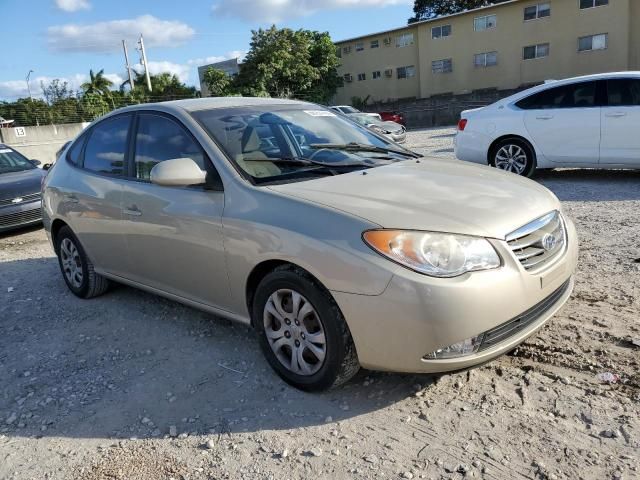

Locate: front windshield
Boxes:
[192,104,415,184]
[0,147,35,174]
[340,106,359,114]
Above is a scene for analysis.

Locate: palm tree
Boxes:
[82,69,114,108]
[81,69,113,95]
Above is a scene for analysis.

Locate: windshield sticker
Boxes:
[303,110,336,117]
[0,149,12,154]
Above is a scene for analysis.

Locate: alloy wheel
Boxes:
[495,144,528,174]
[60,238,83,289]
[263,289,327,376]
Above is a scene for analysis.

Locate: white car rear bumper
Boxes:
[454,131,492,165]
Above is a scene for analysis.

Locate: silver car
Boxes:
[42,98,578,391]
[349,113,406,144]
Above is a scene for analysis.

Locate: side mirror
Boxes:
[30,159,42,167]
[150,158,207,187]
[42,163,53,171]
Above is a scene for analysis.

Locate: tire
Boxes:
[55,226,110,299]
[490,138,536,177]
[252,266,360,391]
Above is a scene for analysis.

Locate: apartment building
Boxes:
[334,0,640,104]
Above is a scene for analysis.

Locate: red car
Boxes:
[379,111,406,127]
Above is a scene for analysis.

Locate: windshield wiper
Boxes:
[309,142,422,158]
[241,156,373,169]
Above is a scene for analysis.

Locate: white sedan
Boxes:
[455,72,640,176]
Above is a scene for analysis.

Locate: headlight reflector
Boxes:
[363,230,500,277]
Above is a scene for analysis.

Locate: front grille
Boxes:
[506,210,566,271]
[0,192,41,208]
[0,207,42,228]
[477,279,571,352]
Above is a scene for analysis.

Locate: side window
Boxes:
[83,116,131,175]
[607,79,640,107]
[66,136,85,166]
[134,114,206,181]
[516,82,597,110]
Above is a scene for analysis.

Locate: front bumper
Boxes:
[0,199,43,233]
[332,216,578,373]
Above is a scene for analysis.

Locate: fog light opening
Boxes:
[423,334,484,360]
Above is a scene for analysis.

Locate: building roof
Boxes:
[335,0,525,44]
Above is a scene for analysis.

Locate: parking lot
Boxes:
[1,127,638,480]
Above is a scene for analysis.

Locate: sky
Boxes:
[0,0,413,100]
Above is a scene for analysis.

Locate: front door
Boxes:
[119,113,231,310]
[521,80,601,164]
[600,78,640,165]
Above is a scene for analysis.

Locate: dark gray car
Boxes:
[0,144,46,233]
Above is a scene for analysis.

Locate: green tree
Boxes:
[80,92,110,120]
[81,69,114,96]
[127,71,199,102]
[234,26,342,103]
[408,0,509,23]
[203,67,233,97]
[41,79,74,104]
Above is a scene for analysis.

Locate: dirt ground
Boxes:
[1,128,638,480]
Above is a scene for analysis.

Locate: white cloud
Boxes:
[187,50,246,66]
[55,0,90,12]
[212,0,410,23]
[133,61,192,84]
[47,15,195,53]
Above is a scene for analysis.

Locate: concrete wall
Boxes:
[334,0,635,104]
[0,123,88,164]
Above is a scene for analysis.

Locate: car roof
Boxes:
[505,71,640,103]
[117,97,312,115]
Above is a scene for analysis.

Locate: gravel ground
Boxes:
[1,128,639,480]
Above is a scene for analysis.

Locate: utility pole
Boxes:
[122,40,135,91]
[138,35,152,92]
[26,70,34,101]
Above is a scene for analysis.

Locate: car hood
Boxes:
[0,168,45,200]
[268,158,560,239]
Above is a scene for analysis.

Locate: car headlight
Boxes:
[362,230,501,278]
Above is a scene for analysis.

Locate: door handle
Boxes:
[123,205,142,216]
[605,112,627,118]
[65,194,79,203]
[535,115,554,120]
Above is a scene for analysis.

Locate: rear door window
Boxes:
[516,81,597,109]
[83,115,131,175]
[606,78,640,106]
[133,114,206,181]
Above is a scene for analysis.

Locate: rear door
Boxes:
[600,78,640,165]
[119,112,231,310]
[519,80,601,164]
[62,114,132,276]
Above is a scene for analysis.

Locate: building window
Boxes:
[579,0,608,9]
[524,3,550,20]
[336,47,342,58]
[578,33,608,51]
[432,58,453,74]
[343,73,353,83]
[372,71,381,79]
[343,46,351,54]
[397,65,416,79]
[474,14,497,31]
[357,73,366,81]
[396,33,415,47]
[474,51,498,67]
[431,24,452,39]
[355,42,364,52]
[523,43,550,59]
[370,39,379,48]
[383,36,393,46]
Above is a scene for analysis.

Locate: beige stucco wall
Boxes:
[335,0,632,104]
[336,27,421,104]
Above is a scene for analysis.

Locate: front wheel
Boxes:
[253,267,360,391]
[491,139,536,177]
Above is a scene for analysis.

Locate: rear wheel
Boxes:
[56,226,110,299]
[491,138,536,177]
[253,267,359,391]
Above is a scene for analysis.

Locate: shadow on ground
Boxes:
[536,169,640,202]
[0,257,434,441]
